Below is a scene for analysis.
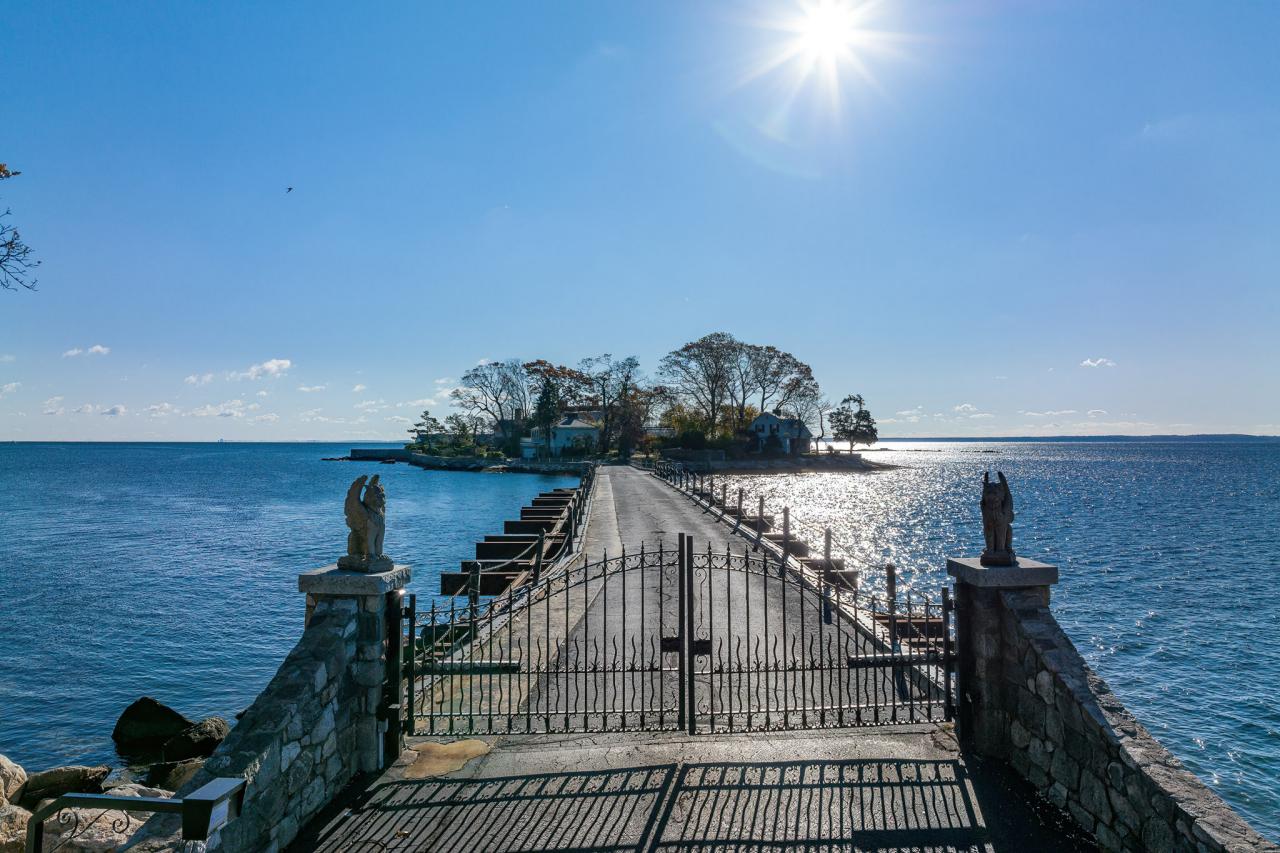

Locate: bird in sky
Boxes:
[286,187,293,193]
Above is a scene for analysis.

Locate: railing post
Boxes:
[533,531,544,582]
[737,488,743,519]
[677,532,687,733]
[886,563,897,646]
[782,507,790,566]
[383,589,404,767]
[942,586,955,722]
[757,496,765,549]
[405,594,417,735]
[684,533,696,735]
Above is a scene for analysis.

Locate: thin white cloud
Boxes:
[953,403,978,414]
[398,398,435,409]
[0,381,19,396]
[71,403,95,414]
[351,384,367,393]
[385,415,412,423]
[144,402,180,418]
[100,404,126,416]
[191,399,249,418]
[968,413,995,419]
[1020,409,1077,417]
[298,385,327,393]
[0,354,14,363]
[230,358,292,380]
[42,396,65,416]
[1080,358,1116,369]
[251,413,280,424]
[433,377,454,386]
[1087,409,1108,417]
[184,373,214,386]
[355,399,388,412]
[63,345,109,358]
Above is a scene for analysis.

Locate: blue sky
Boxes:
[2,1,1278,440]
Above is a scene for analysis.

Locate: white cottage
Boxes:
[749,412,812,455]
[520,414,602,459]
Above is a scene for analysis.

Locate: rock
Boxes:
[0,756,24,804]
[161,717,229,761]
[144,759,204,792]
[112,698,195,756]
[0,803,30,853]
[15,765,110,810]
[104,783,172,799]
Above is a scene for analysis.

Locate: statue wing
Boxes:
[344,476,368,527]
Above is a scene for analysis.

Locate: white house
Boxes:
[520,414,602,459]
[749,412,812,455]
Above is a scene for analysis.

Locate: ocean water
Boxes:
[718,438,1280,841]
[0,442,577,773]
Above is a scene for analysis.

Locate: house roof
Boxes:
[557,415,600,430]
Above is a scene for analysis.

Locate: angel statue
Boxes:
[979,470,1016,566]
[339,474,390,571]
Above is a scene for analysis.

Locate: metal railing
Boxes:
[26,777,246,853]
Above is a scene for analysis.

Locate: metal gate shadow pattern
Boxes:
[299,759,1024,852]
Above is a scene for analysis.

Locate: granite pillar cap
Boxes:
[299,563,412,596]
[946,556,1057,588]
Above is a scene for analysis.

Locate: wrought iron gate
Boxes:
[406,534,953,735]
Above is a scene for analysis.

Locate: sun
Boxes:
[791,1,863,65]
[737,0,900,117]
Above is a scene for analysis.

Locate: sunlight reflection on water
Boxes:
[720,439,1280,840]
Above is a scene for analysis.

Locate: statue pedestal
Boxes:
[947,556,1057,588]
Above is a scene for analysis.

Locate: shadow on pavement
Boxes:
[293,756,1094,852]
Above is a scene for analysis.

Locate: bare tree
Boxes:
[580,353,641,453]
[658,332,739,434]
[449,359,528,438]
[0,164,39,292]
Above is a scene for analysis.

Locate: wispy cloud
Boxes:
[352,384,367,393]
[298,385,326,393]
[1087,409,1108,417]
[62,344,110,358]
[1080,358,1116,369]
[42,396,64,416]
[144,402,180,417]
[0,381,19,396]
[433,377,454,386]
[1019,409,1077,417]
[0,354,14,363]
[100,404,126,416]
[191,399,249,418]
[355,399,388,412]
[251,413,280,424]
[184,373,214,386]
[230,358,292,380]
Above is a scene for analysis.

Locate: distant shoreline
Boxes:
[2,434,1276,445]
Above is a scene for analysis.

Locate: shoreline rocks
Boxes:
[161,716,229,762]
[111,698,195,756]
[14,765,110,810]
[0,756,24,804]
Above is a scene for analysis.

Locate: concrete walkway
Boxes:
[294,467,1091,851]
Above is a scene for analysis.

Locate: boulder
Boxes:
[112,698,195,755]
[0,803,30,853]
[0,756,24,804]
[160,717,229,761]
[15,765,110,810]
[144,759,204,792]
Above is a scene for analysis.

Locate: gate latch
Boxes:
[691,638,712,657]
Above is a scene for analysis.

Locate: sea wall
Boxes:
[955,577,1278,852]
[348,447,589,474]
[128,565,409,853]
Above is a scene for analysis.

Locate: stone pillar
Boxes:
[298,563,411,774]
[946,557,1057,758]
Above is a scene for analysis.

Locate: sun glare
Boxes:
[737,0,901,120]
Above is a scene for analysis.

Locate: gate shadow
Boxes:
[296,757,1088,852]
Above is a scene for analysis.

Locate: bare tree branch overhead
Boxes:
[0,163,40,292]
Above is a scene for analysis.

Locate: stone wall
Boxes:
[957,581,1278,852]
[127,565,409,853]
